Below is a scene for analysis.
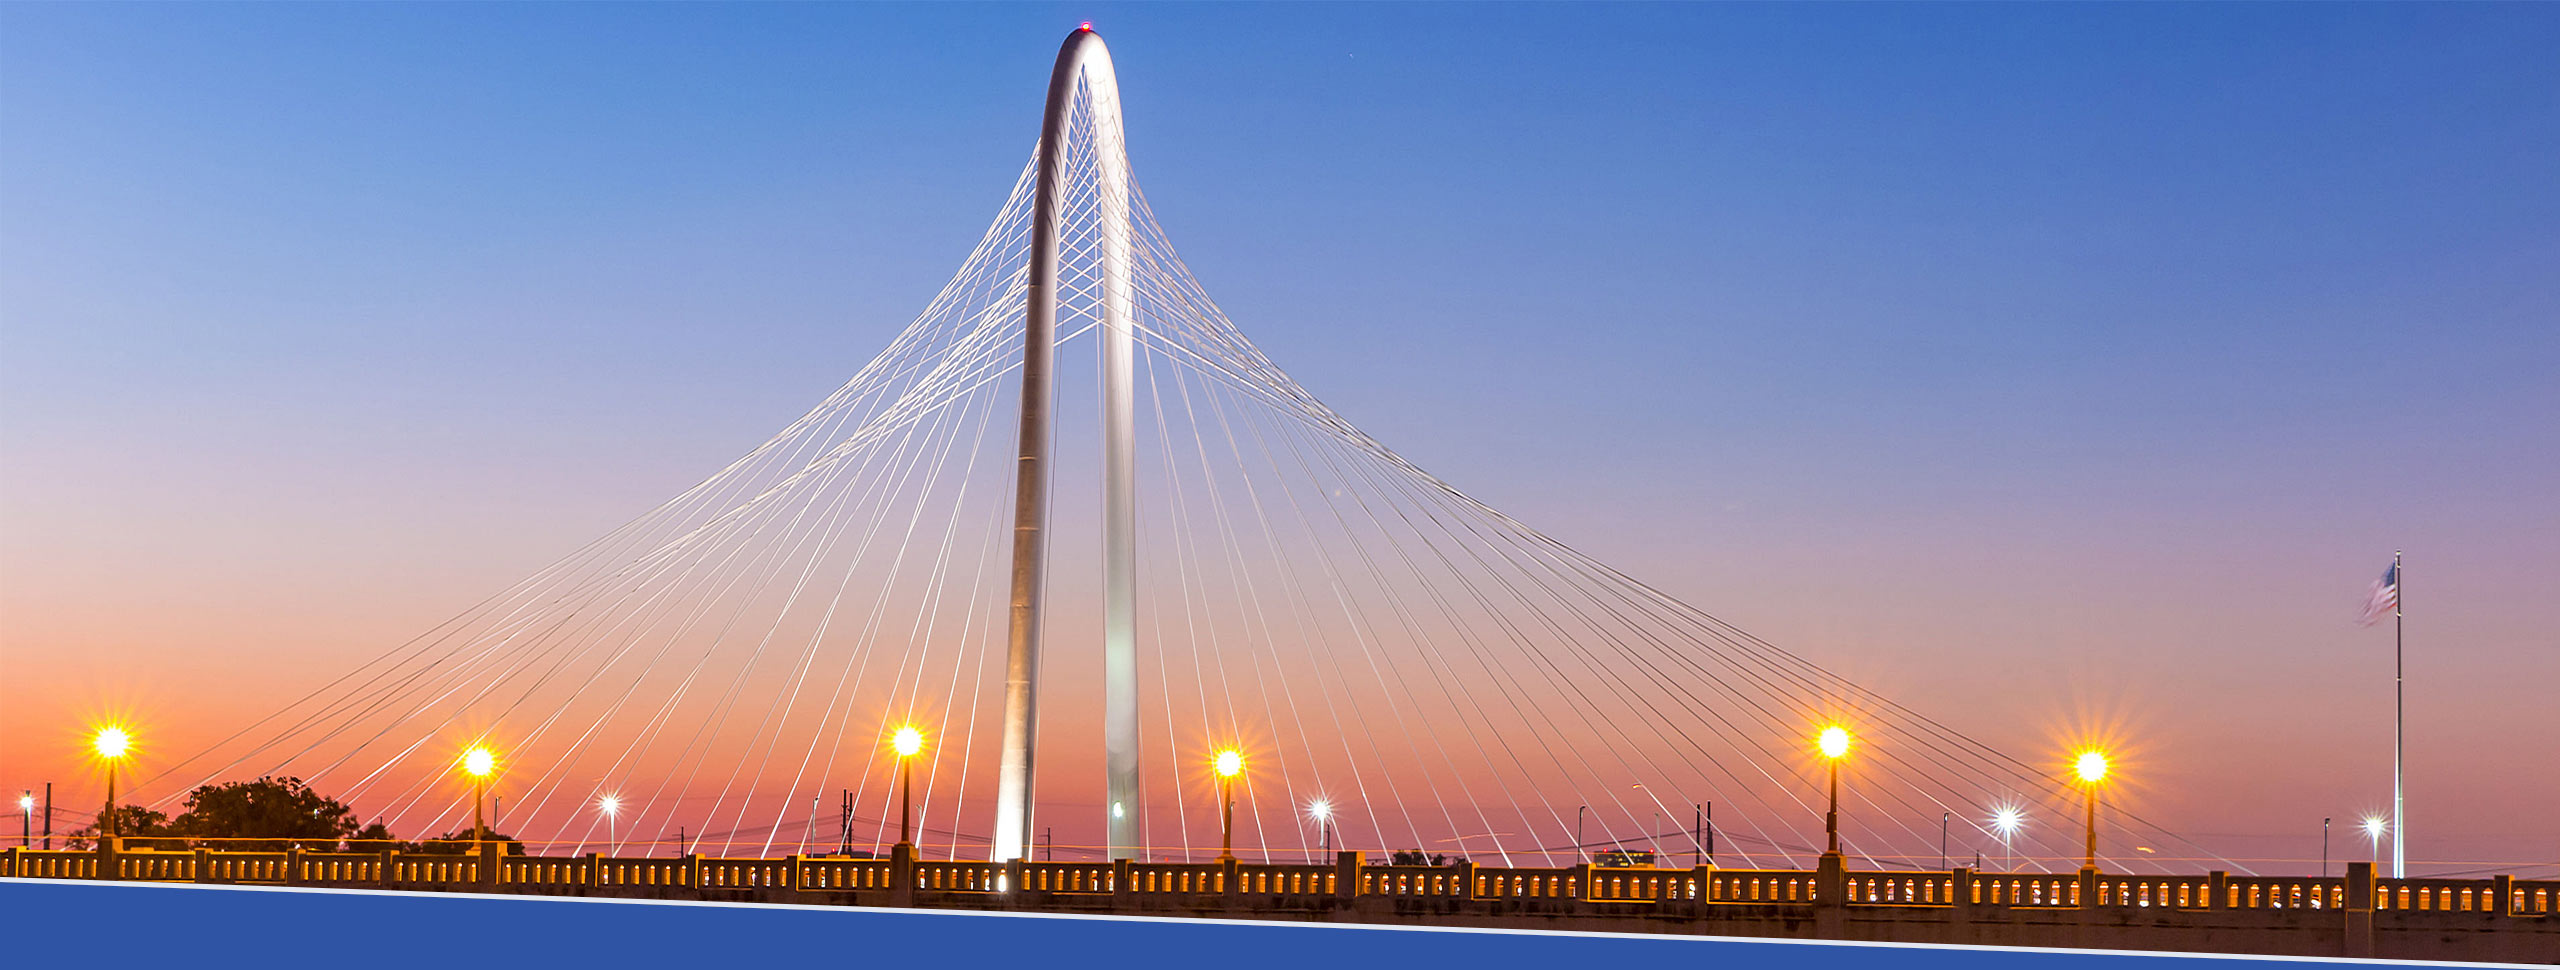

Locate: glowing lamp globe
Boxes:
[2075,750,2110,784]
[1817,726,1850,760]
[1991,805,2024,836]
[93,726,131,760]
[463,746,496,779]
[893,726,924,758]
[1214,749,1244,778]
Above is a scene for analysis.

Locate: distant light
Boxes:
[1308,799,1333,821]
[599,795,621,817]
[2074,750,2109,784]
[1214,748,1244,778]
[93,726,131,760]
[1817,726,1850,760]
[2362,817,2388,841]
[1079,21,1094,31]
[463,746,496,779]
[1990,805,2025,837]
[16,794,31,813]
[893,725,925,758]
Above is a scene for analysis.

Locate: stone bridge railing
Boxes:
[6,845,2551,962]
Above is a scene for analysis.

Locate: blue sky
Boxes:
[4,4,2554,865]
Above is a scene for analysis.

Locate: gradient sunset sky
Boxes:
[2,4,2553,873]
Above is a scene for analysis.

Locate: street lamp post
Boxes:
[2075,750,2110,871]
[1214,749,1243,862]
[17,791,29,848]
[92,726,131,847]
[1818,726,1850,856]
[1308,799,1334,863]
[1990,805,2024,873]
[2363,817,2386,867]
[462,746,496,857]
[2323,817,2331,878]
[1576,805,1586,863]
[600,795,621,854]
[893,726,925,846]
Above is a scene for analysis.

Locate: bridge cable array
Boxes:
[144,75,2242,876]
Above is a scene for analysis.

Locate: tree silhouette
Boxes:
[65,805,187,850]
[168,776,361,852]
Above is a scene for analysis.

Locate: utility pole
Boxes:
[839,789,852,856]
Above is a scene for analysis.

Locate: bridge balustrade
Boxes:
[392,856,477,885]
[1230,864,1333,897]
[116,851,195,881]
[1846,872,1959,905]
[505,857,590,886]
[2379,877,2542,914]
[799,857,891,891]
[2224,876,2344,910]
[2515,881,2556,916]
[700,857,789,889]
[300,852,380,883]
[1587,867,1693,902]
[1361,865,1473,898]
[1476,867,1580,899]
[8,851,98,880]
[914,860,1004,892]
[1127,862,1225,894]
[594,857,687,888]
[198,852,291,883]
[1019,861,1114,893]
[1972,873,2079,907]
[7,843,2548,943]
[1709,869,1814,903]
[2088,875,2214,910]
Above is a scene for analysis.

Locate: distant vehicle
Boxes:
[1594,849,1656,868]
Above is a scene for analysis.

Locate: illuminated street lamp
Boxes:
[1214,748,1244,862]
[599,794,621,853]
[18,791,30,848]
[1307,799,1335,860]
[2074,749,2110,871]
[1989,804,2025,873]
[892,725,925,846]
[462,745,496,856]
[2362,816,2388,866]
[92,726,132,846]
[1817,725,1850,856]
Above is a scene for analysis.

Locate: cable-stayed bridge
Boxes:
[10,27,2551,963]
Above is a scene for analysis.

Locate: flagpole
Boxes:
[2392,549,2405,879]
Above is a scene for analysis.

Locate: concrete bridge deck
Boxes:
[8,846,2551,963]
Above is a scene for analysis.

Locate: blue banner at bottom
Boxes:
[0,879,2430,968]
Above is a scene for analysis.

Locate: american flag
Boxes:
[2359,561,2399,627]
